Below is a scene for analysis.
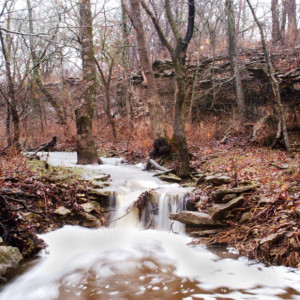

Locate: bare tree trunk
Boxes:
[246,0,291,154]
[141,0,195,177]
[27,0,66,126]
[285,0,297,45]
[0,31,20,149]
[225,0,246,119]
[6,103,11,146]
[122,0,166,140]
[165,0,195,176]
[76,0,100,165]
[281,0,287,41]
[121,1,133,120]
[187,40,200,124]
[104,85,117,141]
[271,0,282,44]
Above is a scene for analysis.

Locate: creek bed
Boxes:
[0,152,299,300]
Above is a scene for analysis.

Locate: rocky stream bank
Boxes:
[0,155,111,282]
[0,145,299,283]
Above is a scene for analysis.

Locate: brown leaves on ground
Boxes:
[187,137,300,268]
[0,155,105,258]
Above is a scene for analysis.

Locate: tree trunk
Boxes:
[141,0,195,176]
[121,1,133,120]
[0,31,20,149]
[173,58,191,176]
[285,0,297,45]
[271,0,282,44]
[27,0,66,126]
[124,0,166,140]
[6,102,11,146]
[225,0,246,119]
[246,0,291,154]
[76,0,100,165]
[281,0,287,41]
[104,86,117,141]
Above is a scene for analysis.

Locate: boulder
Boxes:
[211,184,259,202]
[169,211,224,227]
[208,196,244,220]
[0,246,23,281]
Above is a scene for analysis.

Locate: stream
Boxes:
[0,152,300,300]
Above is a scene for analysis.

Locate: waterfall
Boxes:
[1,152,299,300]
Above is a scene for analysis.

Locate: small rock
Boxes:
[204,175,232,185]
[209,196,244,220]
[91,182,105,189]
[23,212,42,222]
[222,193,237,203]
[258,197,277,205]
[80,201,101,213]
[240,212,252,223]
[92,174,110,181]
[0,237,3,244]
[54,206,71,216]
[169,211,224,227]
[195,174,206,185]
[295,208,300,217]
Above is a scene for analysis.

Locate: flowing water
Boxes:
[0,152,299,300]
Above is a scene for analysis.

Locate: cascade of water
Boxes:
[1,152,299,300]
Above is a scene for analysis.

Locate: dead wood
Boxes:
[145,158,170,172]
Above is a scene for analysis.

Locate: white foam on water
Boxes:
[1,152,299,299]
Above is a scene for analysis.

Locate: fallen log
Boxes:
[145,158,170,172]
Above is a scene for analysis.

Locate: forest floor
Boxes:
[0,136,299,277]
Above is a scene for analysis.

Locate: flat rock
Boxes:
[211,184,259,202]
[54,206,71,216]
[260,232,286,245]
[79,212,101,228]
[169,211,224,227]
[204,175,232,185]
[92,174,110,181]
[189,228,223,237]
[209,196,244,220]
[0,246,23,279]
[80,201,101,213]
[158,173,182,183]
[89,189,111,197]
